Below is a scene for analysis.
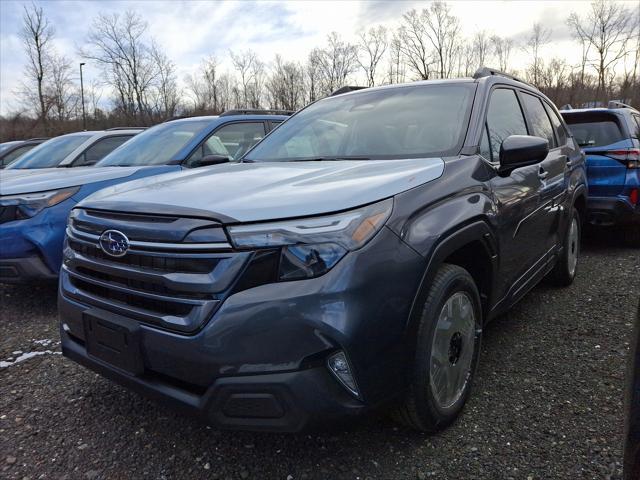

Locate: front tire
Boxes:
[393,264,482,432]
[548,207,581,286]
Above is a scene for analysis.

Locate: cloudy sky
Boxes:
[0,0,633,115]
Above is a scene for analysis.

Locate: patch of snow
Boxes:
[0,350,61,368]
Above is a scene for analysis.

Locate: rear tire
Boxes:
[392,264,482,432]
[548,207,581,286]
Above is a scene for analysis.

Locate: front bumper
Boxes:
[0,256,57,283]
[59,227,426,431]
[61,325,366,432]
[0,197,76,281]
[587,196,640,227]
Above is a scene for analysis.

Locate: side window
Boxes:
[479,123,492,161]
[74,135,132,166]
[632,114,640,139]
[544,102,568,146]
[268,120,283,132]
[522,93,556,148]
[486,88,528,161]
[187,122,265,167]
[2,145,35,166]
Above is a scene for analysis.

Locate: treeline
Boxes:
[1,0,639,141]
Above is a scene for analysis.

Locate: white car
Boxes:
[5,128,143,171]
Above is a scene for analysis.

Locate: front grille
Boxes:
[62,209,252,334]
[68,240,220,274]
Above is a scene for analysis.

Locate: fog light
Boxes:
[327,351,360,398]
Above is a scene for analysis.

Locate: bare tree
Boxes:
[356,26,388,87]
[386,34,406,84]
[491,35,513,72]
[311,32,358,95]
[396,9,435,79]
[266,55,305,110]
[523,23,551,87]
[472,30,491,70]
[47,53,77,122]
[230,49,259,107]
[150,43,179,118]
[83,11,160,124]
[422,1,461,78]
[567,0,638,101]
[20,3,54,133]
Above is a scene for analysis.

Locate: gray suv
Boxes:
[59,68,587,432]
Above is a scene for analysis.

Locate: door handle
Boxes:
[538,167,549,179]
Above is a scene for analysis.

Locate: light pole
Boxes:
[79,62,87,131]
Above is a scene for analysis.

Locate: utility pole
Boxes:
[80,62,87,130]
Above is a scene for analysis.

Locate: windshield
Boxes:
[8,134,92,169]
[245,84,475,162]
[97,120,212,167]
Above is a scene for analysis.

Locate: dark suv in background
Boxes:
[561,102,640,245]
[59,68,587,432]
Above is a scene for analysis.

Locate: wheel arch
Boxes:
[404,220,498,343]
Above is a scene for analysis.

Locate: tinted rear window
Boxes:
[562,113,625,147]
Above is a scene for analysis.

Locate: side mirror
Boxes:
[498,135,549,175]
[196,154,231,167]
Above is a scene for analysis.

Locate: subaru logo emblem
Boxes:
[99,230,130,257]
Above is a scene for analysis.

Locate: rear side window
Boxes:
[1,145,35,166]
[563,113,625,147]
[485,88,528,161]
[632,114,640,139]
[522,93,556,148]
[543,103,568,146]
[74,135,133,166]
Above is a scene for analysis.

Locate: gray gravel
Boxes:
[1,234,638,480]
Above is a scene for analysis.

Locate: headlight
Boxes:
[0,187,79,219]
[228,198,393,280]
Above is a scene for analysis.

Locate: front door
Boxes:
[480,87,547,300]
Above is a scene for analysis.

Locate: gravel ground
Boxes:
[1,234,638,480]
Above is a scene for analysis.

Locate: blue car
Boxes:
[562,102,640,245]
[0,112,289,283]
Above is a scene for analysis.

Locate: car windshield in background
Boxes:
[97,120,212,167]
[8,134,92,169]
[244,83,476,162]
[563,116,625,147]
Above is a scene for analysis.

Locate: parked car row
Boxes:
[0,68,638,434]
[0,113,289,281]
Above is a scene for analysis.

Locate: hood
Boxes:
[80,158,445,223]
[0,166,151,196]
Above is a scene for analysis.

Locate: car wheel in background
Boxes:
[548,206,581,286]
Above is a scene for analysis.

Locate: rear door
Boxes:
[563,111,632,196]
[520,92,567,250]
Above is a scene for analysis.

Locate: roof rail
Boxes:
[472,67,530,86]
[219,109,295,117]
[26,137,49,141]
[608,100,634,110]
[106,127,147,131]
[559,104,574,111]
[330,86,367,96]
